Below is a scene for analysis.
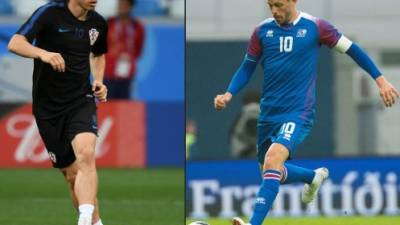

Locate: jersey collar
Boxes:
[292,11,302,25]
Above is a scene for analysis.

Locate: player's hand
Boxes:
[39,51,65,72]
[376,76,399,107]
[92,81,107,102]
[214,92,233,110]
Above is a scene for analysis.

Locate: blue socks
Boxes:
[281,163,315,184]
[249,165,315,225]
[249,170,281,225]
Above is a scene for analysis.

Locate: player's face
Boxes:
[78,0,98,10]
[267,0,296,25]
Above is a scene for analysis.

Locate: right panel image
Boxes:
[186,0,400,225]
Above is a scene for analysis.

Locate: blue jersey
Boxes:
[247,12,342,124]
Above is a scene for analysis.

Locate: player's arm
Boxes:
[214,27,261,111]
[8,35,65,72]
[90,20,108,102]
[8,4,65,72]
[334,35,399,107]
[317,18,399,107]
[214,55,258,110]
[90,53,107,102]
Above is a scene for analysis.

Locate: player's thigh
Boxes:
[68,99,98,160]
[35,116,76,169]
[257,141,290,171]
[263,143,289,170]
[256,122,281,164]
[257,120,312,164]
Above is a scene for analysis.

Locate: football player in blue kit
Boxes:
[214,1,399,225]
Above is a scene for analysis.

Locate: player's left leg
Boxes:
[280,163,315,184]
[279,163,329,204]
[275,121,329,203]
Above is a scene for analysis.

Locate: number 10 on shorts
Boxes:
[281,122,296,141]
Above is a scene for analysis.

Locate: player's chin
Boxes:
[274,17,285,25]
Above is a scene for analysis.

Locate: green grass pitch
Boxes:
[186,216,400,225]
[0,168,183,225]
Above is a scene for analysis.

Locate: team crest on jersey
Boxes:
[89,28,99,46]
[266,30,274,37]
[296,29,307,37]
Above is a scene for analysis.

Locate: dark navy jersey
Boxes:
[247,12,342,124]
[16,1,108,119]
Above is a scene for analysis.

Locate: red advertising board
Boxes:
[0,101,146,168]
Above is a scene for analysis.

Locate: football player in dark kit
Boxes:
[8,0,107,225]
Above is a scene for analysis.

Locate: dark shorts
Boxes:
[35,99,98,168]
[256,120,312,164]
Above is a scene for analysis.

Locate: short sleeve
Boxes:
[246,27,262,59]
[16,4,53,43]
[91,21,108,55]
[316,19,342,48]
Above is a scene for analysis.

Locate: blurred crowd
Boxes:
[0,0,184,18]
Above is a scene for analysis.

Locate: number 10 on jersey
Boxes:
[279,36,293,53]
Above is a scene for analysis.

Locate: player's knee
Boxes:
[263,144,289,171]
[75,145,95,167]
[263,150,285,170]
[263,156,281,170]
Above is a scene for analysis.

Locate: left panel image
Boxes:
[0,0,184,225]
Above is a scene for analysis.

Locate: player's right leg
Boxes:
[249,143,289,225]
[36,116,102,225]
[60,162,103,225]
[233,143,289,225]
[70,132,98,225]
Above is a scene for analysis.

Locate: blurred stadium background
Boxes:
[0,0,183,224]
[186,0,400,224]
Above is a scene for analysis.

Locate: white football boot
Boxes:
[232,217,251,225]
[301,167,329,204]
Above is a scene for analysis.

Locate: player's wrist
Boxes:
[224,92,233,102]
[94,80,104,84]
[36,48,48,60]
[375,75,386,88]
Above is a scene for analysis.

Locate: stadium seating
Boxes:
[0,0,179,17]
[134,0,166,17]
[0,0,13,15]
